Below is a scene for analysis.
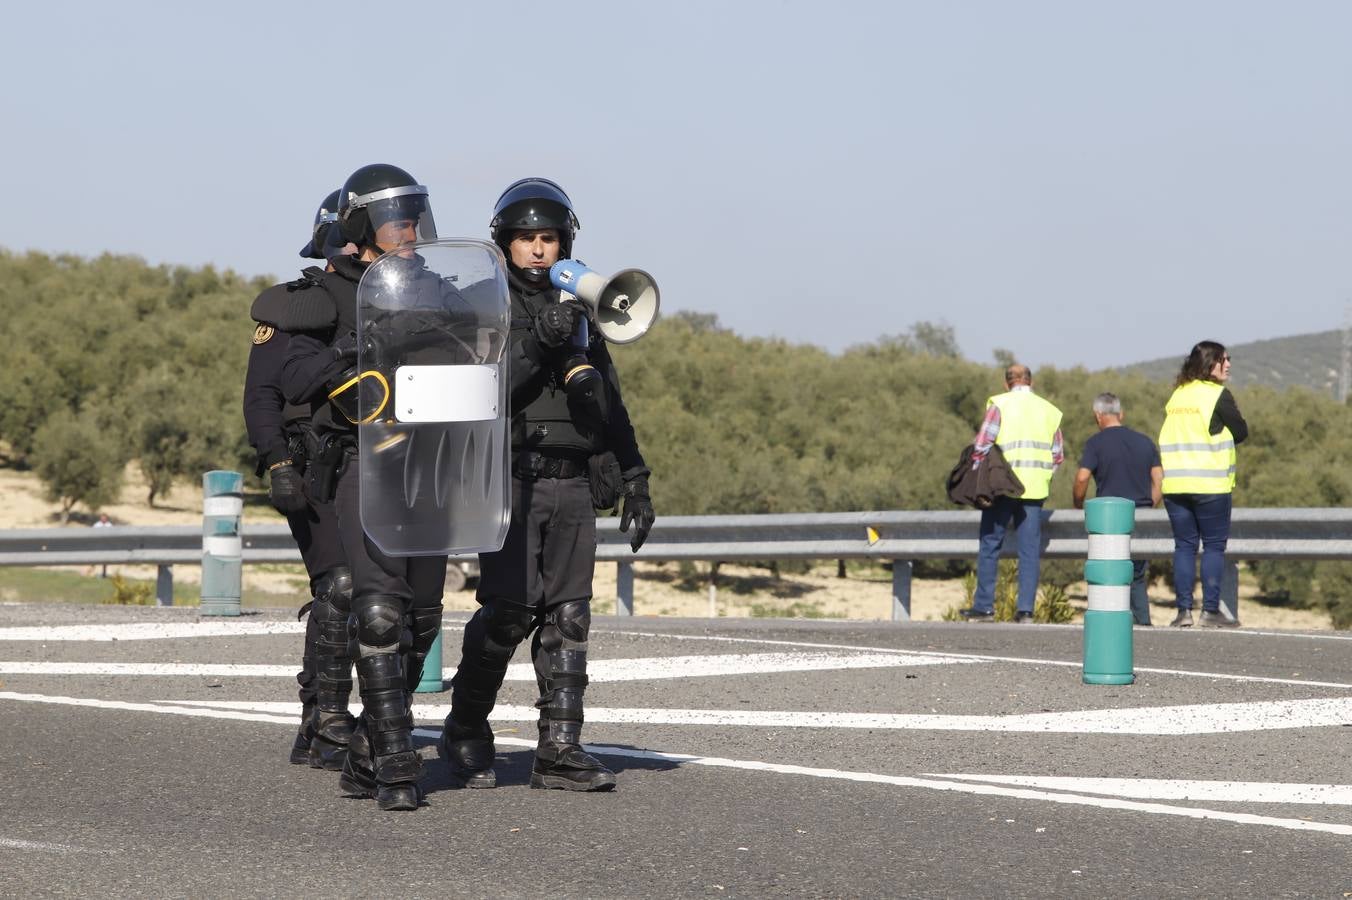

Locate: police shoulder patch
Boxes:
[252,324,275,345]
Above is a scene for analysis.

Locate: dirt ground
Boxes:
[1,465,1335,629]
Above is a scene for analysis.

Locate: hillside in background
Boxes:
[1119,329,1344,396]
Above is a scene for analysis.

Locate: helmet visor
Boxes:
[367,193,437,252]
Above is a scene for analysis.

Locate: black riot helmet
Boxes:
[337,164,436,256]
[299,189,341,259]
[490,178,580,283]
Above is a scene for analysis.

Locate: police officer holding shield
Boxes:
[278,164,507,811]
[442,178,655,792]
[243,191,354,770]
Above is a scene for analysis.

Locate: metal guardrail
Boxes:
[2,508,1350,619]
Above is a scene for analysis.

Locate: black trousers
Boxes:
[451,473,596,730]
[477,473,597,609]
[332,459,448,668]
[332,456,447,782]
[285,484,345,709]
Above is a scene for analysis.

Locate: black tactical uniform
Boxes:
[443,178,654,792]
[279,164,450,812]
[243,190,353,769]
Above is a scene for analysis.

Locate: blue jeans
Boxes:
[1163,493,1232,613]
[1130,559,1151,626]
[974,497,1045,614]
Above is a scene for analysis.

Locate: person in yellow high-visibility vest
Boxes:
[1159,341,1247,628]
[958,364,1064,623]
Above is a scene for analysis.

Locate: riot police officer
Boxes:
[243,190,354,770]
[277,164,453,811]
[442,178,655,792]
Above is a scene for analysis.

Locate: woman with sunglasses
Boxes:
[1158,341,1248,627]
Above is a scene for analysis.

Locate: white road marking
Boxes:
[0,691,295,724]
[0,651,971,682]
[0,662,298,677]
[0,837,110,854]
[404,730,1352,838]
[2,620,1346,690]
[599,630,1352,690]
[925,775,1352,805]
[4,690,1348,837]
[0,622,307,641]
[162,695,1352,735]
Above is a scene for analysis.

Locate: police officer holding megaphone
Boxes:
[442,177,655,792]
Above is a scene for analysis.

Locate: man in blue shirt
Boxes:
[1072,392,1162,626]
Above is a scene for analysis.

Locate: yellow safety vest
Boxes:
[988,390,1063,501]
[1159,380,1235,494]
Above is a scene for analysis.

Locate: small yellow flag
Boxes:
[866,527,881,545]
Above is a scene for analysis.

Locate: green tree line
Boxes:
[3,249,1349,625]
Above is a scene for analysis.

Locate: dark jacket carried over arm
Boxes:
[947,443,1024,509]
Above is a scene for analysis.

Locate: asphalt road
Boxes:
[0,605,1349,898]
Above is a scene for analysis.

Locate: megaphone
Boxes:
[548,260,660,344]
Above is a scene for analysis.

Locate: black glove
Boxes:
[268,461,308,514]
[619,477,655,552]
[331,330,359,365]
[535,301,580,349]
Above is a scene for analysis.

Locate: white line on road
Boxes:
[924,775,1352,805]
[599,630,1352,690]
[0,837,111,854]
[3,689,1347,837]
[0,622,307,641]
[162,695,1352,735]
[2,620,1347,689]
[0,691,296,725]
[0,651,974,682]
[406,729,1352,838]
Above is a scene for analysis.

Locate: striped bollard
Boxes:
[201,470,243,617]
[1083,497,1135,685]
[414,629,444,693]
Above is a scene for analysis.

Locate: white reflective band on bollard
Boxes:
[1087,583,1131,612]
[203,496,244,518]
[1087,533,1131,560]
[202,535,242,559]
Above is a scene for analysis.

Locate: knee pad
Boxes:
[353,598,408,653]
[318,567,353,610]
[551,599,591,643]
[481,597,535,651]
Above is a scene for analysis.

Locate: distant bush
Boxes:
[106,575,154,605]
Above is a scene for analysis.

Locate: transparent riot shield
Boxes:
[355,239,510,556]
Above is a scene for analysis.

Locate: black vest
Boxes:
[511,283,604,456]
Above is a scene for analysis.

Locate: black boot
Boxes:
[373,748,424,811]
[338,716,376,798]
[356,652,424,811]
[308,709,357,770]
[289,702,316,765]
[309,574,356,770]
[439,716,496,788]
[531,719,615,792]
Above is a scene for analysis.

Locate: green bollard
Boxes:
[201,470,243,617]
[1083,497,1134,685]
[414,628,444,693]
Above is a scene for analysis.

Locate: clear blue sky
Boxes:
[2,1,1348,369]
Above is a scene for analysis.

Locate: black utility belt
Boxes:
[513,452,589,481]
